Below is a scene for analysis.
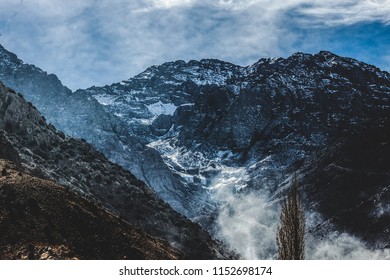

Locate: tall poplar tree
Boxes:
[276,176,305,260]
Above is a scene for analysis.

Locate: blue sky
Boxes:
[0,0,389,90]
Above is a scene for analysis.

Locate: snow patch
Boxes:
[209,166,249,192]
[136,118,153,125]
[93,94,117,106]
[147,101,177,116]
[179,103,195,107]
[114,113,125,118]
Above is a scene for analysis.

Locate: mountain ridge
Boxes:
[1,43,390,258]
[81,49,390,255]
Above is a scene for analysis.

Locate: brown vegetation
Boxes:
[0,160,181,260]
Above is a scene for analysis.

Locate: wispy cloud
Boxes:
[306,232,390,260]
[212,172,390,259]
[294,0,390,26]
[0,0,389,90]
[135,0,194,12]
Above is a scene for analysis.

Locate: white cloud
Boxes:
[214,191,279,259]
[307,232,390,260]
[0,0,389,90]
[294,0,390,26]
[148,0,194,9]
[211,173,390,259]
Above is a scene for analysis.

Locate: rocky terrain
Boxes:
[1,43,390,258]
[300,118,390,248]
[0,160,181,260]
[82,51,390,233]
[0,44,190,217]
[0,82,233,259]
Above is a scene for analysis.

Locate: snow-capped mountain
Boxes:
[1,43,390,258]
[82,51,390,254]
[85,52,390,194]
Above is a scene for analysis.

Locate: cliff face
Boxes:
[300,119,390,248]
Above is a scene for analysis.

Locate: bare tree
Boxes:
[276,176,305,260]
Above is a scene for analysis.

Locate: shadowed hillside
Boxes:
[0,160,182,260]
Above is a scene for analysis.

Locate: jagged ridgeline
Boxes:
[1,42,390,258]
[0,82,233,259]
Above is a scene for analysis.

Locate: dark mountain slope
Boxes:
[301,118,390,248]
[0,160,181,260]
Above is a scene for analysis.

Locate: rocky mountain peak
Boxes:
[130,57,242,87]
[0,44,20,69]
[1,43,390,258]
